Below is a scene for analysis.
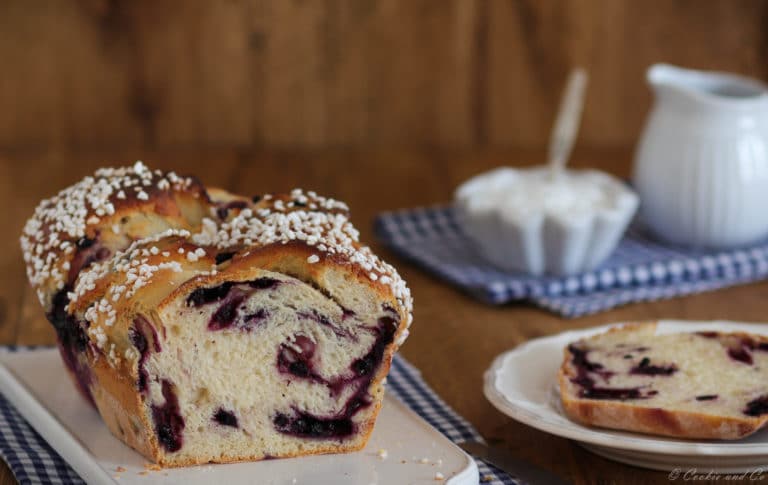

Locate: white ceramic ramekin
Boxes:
[454,167,639,276]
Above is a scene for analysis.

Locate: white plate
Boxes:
[483,320,768,473]
[0,349,478,484]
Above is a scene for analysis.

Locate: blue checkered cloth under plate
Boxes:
[374,205,768,318]
[0,347,518,485]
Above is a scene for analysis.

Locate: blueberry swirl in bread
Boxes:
[20,162,412,466]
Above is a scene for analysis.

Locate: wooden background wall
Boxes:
[0,0,766,151]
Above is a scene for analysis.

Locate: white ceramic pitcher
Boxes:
[633,63,768,248]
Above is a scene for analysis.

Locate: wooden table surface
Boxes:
[1,147,763,485]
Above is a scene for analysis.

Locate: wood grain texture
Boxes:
[0,147,753,484]
[1,0,766,151]
[485,0,768,147]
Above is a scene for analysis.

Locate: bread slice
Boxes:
[559,323,768,439]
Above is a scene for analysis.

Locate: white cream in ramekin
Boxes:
[454,167,639,276]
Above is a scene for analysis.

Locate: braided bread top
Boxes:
[20,162,413,345]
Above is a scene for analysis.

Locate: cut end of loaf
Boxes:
[91,263,404,466]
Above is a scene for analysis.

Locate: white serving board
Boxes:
[0,349,477,485]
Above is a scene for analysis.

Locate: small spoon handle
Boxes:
[548,68,588,177]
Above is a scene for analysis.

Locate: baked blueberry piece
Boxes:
[559,323,768,439]
[20,163,412,466]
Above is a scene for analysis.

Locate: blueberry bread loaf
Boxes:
[20,162,412,466]
[559,323,768,439]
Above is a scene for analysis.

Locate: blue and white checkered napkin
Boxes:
[375,205,768,318]
[0,347,517,485]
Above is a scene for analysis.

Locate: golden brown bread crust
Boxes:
[21,163,413,467]
[20,163,209,310]
[558,322,768,439]
[90,355,156,460]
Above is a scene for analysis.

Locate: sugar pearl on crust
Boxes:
[186,248,205,262]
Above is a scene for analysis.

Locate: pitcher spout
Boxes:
[647,63,768,110]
